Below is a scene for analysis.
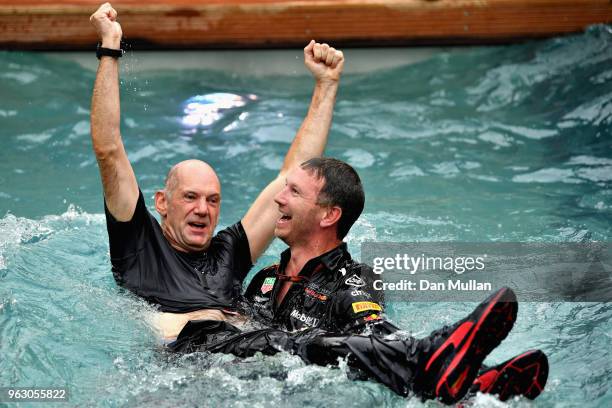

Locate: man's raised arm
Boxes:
[90,2,138,221]
[242,41,345,261]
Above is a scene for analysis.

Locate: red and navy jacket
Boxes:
[242,243,389,333]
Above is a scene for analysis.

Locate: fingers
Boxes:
[313,43,328,62]
[90,2,122,46]
[309,41,344,68]
[303,39,315,54]
[333,51,344,68]
[333,50,344,69]
[325,47,335,65]
[97,2,112,16]
[303,40,345,80]
[108,7,118,21]
[90,2,117,23]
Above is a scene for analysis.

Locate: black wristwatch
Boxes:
[96,43,124,60]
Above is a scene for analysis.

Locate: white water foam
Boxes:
[0,205,105,269]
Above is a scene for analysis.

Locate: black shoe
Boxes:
[422,287,518,404]
[470,349,548,401]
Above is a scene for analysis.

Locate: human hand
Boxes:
[89,2,122,49]
[304,40,345,84]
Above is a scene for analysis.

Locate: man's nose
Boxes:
[274,188,287,206]
[194,198,209,216]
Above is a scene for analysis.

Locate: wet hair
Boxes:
[300,157,365,239]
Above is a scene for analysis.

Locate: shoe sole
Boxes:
[481,349,549,401]
[426,287,518,404]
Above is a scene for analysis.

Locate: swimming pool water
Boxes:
[1,25,611,407]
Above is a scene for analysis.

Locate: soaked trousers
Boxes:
[167,319,452,398]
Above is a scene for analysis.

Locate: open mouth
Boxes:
[277,214,292,225]
[188,222,208,231]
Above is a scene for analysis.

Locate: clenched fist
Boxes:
[90,2,122,49]
[304,40,345,83]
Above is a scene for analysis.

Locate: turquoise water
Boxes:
[1,25,612,407]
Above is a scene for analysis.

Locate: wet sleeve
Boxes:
[214,221,253,283]
[104,189,148,262]
[332,265,387,333]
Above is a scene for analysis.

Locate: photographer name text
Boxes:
[374,279,491,291]
[372,254,491,292]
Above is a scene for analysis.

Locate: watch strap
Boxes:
[96,44,124,60]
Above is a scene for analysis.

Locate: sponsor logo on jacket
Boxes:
[345,274,366,287]
[351,301,382,314]
[305,287,328,301]
[290,309,320,327]
[260,277,276,294]
[350,289,371,298]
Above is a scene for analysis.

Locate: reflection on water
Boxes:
[0,25,612,407]
[181,92,257,128]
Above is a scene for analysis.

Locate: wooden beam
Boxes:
[1,1,611,49]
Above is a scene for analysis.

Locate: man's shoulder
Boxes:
[333,261,383,304]
[253,263,279,277]
[104,187,154,225]
[336,261,376,287]
[105,188,161,262]
[211,221,247,246]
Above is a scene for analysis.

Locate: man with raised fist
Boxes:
[89,2,345,339]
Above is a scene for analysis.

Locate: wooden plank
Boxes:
[0,1,611,49]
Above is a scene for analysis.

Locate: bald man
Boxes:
[89,3,345,340]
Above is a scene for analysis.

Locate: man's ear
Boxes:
[154,190,168,217]
[320,206,342,229]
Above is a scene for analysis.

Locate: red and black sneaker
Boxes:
[470,349,548,401]
[421,287,518,404]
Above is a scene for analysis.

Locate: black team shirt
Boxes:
[243,243,387,333]
[104,189,252,313]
